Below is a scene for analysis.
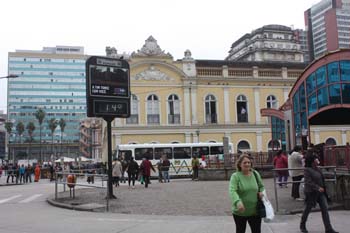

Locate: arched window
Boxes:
[325,138,337,146]
[268,140,280,150]
[205,95,217,123]
[237,95,248,123]
[266,95,277,109]
[126,94,139,124]
[147,94,160,124]
[168,94,180,124]
[237,140,250,152]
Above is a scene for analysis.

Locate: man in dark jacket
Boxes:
[127,157,139,188]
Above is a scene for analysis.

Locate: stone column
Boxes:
[314,130,320,144]
[256,131,262,152]
[283,88,289,102]
[342,130,347,145]
[224,87,230,124]
[185,133,191,143]
[184,87,191,126]
[254,88,261,124]
[191,87,198,124]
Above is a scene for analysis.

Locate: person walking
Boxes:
[19,164,25,184]
[161,156,171,183]
[140,157,155,188]
[229,153,265,233]
[127,157,139,188]
[288,146,304,200]
[273,150,289,188]
[300,152,338,233]
[191,155,199,180]
[112,160,122,187]
[25,165,32,183]
[156,157,163,183]
[34,164,41,182]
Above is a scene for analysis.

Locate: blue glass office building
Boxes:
[7,46,88,144]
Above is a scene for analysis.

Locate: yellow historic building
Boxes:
[101,36,307,161]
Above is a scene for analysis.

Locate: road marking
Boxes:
[0,195,22,204]
[19,194,43,203]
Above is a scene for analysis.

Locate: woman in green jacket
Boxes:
[229,153,265,233]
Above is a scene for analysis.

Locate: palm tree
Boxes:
[58,118,66,156]
[5,122,13,161]
[16,122,25,143]
[35,108,46,163]
[26,122,36,160]
[48,118,58,156]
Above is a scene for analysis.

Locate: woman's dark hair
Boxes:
[304,151,317,167]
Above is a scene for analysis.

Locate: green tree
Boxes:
[48,118,58,155]
[16,121,25,143]
[35,108,46,162]
[58,118,66,156]
[26,122,36,160]
[4,122,14,161]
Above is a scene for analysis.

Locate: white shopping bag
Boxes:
[262,190,275,222]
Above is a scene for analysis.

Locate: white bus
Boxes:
[115,142,233,177]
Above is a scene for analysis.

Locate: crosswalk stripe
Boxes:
[0,195,22,204]
[18,194,43,203]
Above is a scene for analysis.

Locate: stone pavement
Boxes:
[46,176,349,232]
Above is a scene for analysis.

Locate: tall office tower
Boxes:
[294,29,310,63]
[225,25,305,63]
[305,0,350,61]
[7,46,88,148]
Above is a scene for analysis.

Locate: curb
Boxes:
[46,198,105,212]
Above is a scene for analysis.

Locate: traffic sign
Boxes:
[86,56,130,118]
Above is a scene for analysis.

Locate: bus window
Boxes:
[192,146,209,157]
[118,150,132,161]
[174,147,191,159]
[154,147,172,160]
[135,148,153,161]
[210,146,224,155]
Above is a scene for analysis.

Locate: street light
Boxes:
[0,74,19,79]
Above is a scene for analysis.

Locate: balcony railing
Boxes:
[147,114,160,124]
[168,114,180,124]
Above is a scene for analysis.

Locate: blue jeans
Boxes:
[162,171,169,182]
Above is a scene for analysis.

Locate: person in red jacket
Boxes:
[273,150,289,188]
[140,157,155,188]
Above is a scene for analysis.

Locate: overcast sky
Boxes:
[0,0,321,113]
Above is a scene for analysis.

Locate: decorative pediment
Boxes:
[132,65,174,81]
[132,36,173,58]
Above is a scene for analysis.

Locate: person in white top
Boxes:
[288,146,304,200]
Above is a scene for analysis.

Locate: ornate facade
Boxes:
[102,36,307,161]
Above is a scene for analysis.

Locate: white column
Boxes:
[254,88,261,124]
[341,130,347,145]
[114,133,122,146]
[191,87,198,124]
[283,88,289,102]
[185,133,191,143]
[224,87,230,124]
[256,131,263,152]
[314,130,320,144]
[184,87,191,126]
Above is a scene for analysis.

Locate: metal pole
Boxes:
[55,172,58,200]
[105,118,116,199]
[273,169,279,212]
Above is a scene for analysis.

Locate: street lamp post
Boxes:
[0,74,19,79]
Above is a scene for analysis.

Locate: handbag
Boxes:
[253,171,266,218]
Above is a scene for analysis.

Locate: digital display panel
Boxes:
[89,65,129,98]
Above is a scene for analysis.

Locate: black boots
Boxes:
[325,230,339,233]
[300,223,308,233]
